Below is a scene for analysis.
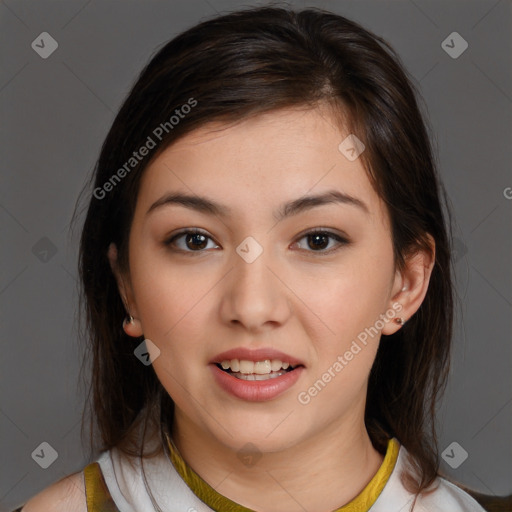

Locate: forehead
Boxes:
[136,107,387,223]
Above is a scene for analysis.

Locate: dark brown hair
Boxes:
[78,4,454,502]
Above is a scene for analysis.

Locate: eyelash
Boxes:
[164,228,350,255]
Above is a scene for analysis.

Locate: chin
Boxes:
[209,418,304,454]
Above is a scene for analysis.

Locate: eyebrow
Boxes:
[146,189,369,221]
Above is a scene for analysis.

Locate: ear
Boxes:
[382,236,435,335]
[107,243,144,338]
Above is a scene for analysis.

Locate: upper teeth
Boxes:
[220,359,292,374]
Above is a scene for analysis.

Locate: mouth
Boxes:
[215,359,301,381]
[210,348,305,400]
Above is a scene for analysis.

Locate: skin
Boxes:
[109,105,434,512]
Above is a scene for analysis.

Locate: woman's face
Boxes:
[112,106,409,453]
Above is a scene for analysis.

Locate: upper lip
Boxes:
[210,347,305,367]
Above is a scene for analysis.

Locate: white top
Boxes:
[95,442,486,512]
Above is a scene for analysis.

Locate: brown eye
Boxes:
[165,229,219,252]
[293,230,349,254]
[184,232,208,250]
[307,233,330,250]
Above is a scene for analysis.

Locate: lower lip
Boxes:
[210,364,304,402]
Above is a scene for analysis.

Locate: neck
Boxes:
[170,412,384,512]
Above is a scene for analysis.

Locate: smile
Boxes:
[211,360,304,401]
[217,358,296,380]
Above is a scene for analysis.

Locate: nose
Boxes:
[219,249,292,333]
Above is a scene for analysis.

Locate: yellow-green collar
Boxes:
[164,434,400,512]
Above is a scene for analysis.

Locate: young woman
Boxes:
[16,5,501,512]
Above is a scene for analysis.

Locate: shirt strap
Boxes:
[83,461,121,512]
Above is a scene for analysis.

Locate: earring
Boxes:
[395,317,405,326]
[123,314,134,327]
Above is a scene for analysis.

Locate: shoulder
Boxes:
[18,471,87,512]
[426,478,512,512]
[415,476,488,512]
[373,444,487,512]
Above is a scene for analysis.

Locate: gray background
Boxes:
[1,0,511,509]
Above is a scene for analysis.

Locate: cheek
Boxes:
[294,268,391,411]
[131,262,213,404]
[130,253,216,361]
[295,249,394,363]
[306,264,392,329]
